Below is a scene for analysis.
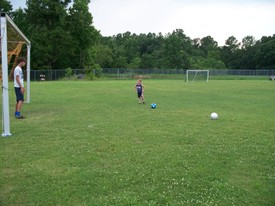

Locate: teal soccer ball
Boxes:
[151,103,157,109]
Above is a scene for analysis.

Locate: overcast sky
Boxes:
[10,0,275,46]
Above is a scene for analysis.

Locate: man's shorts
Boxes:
[14,87,24,102]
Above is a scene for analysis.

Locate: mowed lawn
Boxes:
[1,80,275,206]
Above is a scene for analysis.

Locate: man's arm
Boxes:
[16,75,25,94]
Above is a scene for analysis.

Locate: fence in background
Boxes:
[30,69,275,81]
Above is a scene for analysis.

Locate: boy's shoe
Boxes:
[15,115,24,119]
[143,102,145,104]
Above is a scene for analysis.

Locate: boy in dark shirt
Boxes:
[135,79,145,104]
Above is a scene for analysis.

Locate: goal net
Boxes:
[186,70,209,82]
[1,13,31,137]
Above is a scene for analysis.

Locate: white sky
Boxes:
[10,0,275,46]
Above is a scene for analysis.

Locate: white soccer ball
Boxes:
[210,112,218,120]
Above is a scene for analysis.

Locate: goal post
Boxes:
[1,13,31,137]
[186,70,209,82]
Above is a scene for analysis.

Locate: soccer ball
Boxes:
[210,112,218,120]
[151,103,157,109]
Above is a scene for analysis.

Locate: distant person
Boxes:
[14,57,26,119]
[135,79,145,104]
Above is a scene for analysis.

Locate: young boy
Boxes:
[14,57,26,119]
[135,79,145,104]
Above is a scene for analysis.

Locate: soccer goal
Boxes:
[1,13,31,137]
[186,70,209,82]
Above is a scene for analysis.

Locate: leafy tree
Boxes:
[191,38,205,57]
[140,53,157,68]
[225,36,241,53]
[94,44,114,68]
[22,0,99,70]
[138,33,163,68]
[114,56,128,68]
[0,0,12,13]
[138,33,161,56]
[26,0,71,28]
[128,57,141,69]
[163,29,191,69]
[199,35,218,57]
[67,0,99,69]
[254,35,275,69]
[221,36,242,69]
[123,33,139,63]
[11,8,29,36]
[207,50,221,61]
[25,0,73,70]
[191,38,200,49]
[242,36,256,49]
[236,36,257,69]
[190,38,225,69]
[189,56,226,69]
[110,33,128,65]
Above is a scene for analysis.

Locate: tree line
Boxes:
[1,0,275,71]
[97,31,275,70]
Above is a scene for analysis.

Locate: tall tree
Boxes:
[254,35,275,69]
[12,8,29,37]
[191,38,205,58]
[241,36,256,49]
[0,0,12,13]
[238,36,257,69]
[163,29,191,69]
[199,35,218,57]
[221,36,241,69]
[224,36,240,53]
[138,33,163,68]
[123,32,139,64]
[67,0,99,69]
[94,44,114,68]
[25,0,73,70]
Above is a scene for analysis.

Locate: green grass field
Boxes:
[1,80,275,206]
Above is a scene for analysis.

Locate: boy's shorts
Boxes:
[137,91,142,98]
[14,87,24,102]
